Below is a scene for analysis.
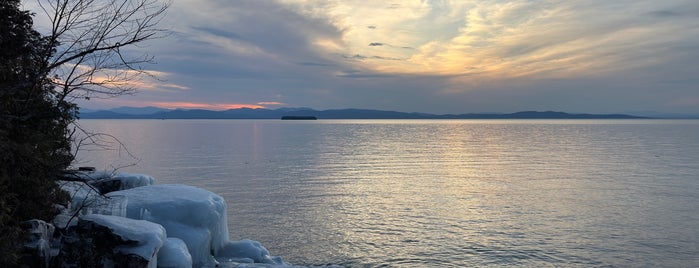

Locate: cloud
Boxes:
[150,102,265,110]
[342,54,404,61]
[646,10,682,18]
[52,63,189,93]
[171,0,342,62]
[295,61,335,67]
[257,101,285,106]
[43,0,699,114]
[190,26,245,41]
[335,69,396,78]
[278,0,699,80]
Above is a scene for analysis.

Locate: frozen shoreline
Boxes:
[45,170,297,267]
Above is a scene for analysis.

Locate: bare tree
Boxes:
[35,0,169,102]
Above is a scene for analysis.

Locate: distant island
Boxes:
[78,107,652,120]
[281,115,317,120]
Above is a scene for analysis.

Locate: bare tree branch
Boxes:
[37,0,170,100]
[70,121,140,164]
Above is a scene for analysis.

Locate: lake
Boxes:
[76,119,699,267]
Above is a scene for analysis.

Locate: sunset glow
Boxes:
[25,0,698,115]
[151,102,266,110]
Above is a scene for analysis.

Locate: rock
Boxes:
[78,166,97,171]
[59,170,154,194]
[58,214,166,268]
[90,172,155,194]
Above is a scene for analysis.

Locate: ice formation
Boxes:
[108,184,228,267]
[82,214,166,264]
[54,171,152,227]
[72,170,155,193]
[21,219,55,266]
[107,184,288,267]
[58,172,288,268]
[216,239,286,264]
[158,238,192,268]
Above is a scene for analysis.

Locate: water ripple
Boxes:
[77,119,699,267]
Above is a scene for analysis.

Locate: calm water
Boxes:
[76,119,699,267]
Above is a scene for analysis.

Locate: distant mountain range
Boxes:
[78,107,653,119]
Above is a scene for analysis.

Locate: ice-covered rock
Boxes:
[61,169,154,194]
[158,237,193,268]
[63,169,113,181]
[110,184,228,267]
[53,172,289,268]
[91,172,155,194]
[59,214,166,268]
[216,239,284,265]
[54,181,128,228]
[55,171,153,227]
[109,184,286,267]
[20,219,55,268]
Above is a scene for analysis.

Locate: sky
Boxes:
[25,0,699,114]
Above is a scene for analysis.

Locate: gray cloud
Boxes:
[335,70,396,78]
[295,62,335,67]
[342,54,404,61]
[56,0,699,115]
[191,26,244,41]
[646,10,682,17]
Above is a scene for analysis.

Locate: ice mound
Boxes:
[66,214,166,267]
[56,171,290,267]
[158,237,193,268]
[216,239,284,264]
[109,184,286,267]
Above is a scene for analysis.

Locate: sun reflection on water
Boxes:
[76,119,699,267]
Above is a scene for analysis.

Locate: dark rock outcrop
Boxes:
[57,214,165,267]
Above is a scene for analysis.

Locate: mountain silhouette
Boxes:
[79,107,647,119]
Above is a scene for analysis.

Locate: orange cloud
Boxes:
[151,102,265,110]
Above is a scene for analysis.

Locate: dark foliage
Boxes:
[1,0,74,265]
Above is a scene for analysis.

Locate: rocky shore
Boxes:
[23,170,289,267]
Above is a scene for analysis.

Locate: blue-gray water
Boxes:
[76,119,699,267]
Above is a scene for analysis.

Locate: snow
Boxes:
[80,214,166,267]
[158,238,192,268]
